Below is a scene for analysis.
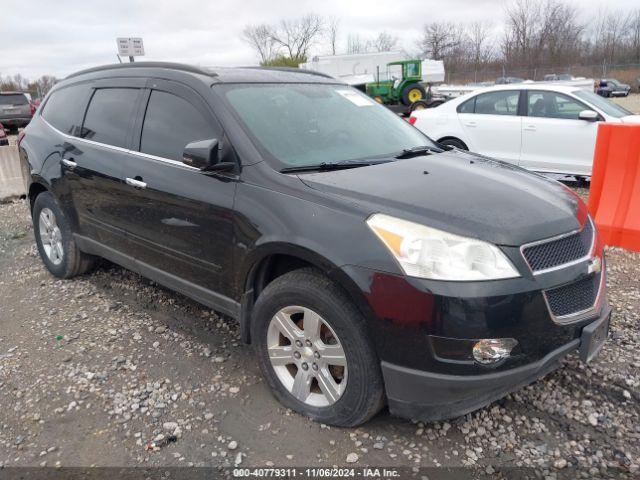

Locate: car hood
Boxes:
[298,151,586,246]
[620,115,640,123]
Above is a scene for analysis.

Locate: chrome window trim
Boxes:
[41,117,201,172]
[520,216,595,275]
[542,267,606,325]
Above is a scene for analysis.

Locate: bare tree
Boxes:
[243,24,278,63]
[372,31,398,52]
[326,17,339,55]
[418,22,460,60]
[270,14,324,62]
[346,34,370,54]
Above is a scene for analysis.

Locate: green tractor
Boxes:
[365,60,433,114]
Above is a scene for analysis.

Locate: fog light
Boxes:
[472,338,518,364]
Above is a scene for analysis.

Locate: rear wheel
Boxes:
[439,137,468,150]
[33,192,96,278]
[401,84,427,106]
[252,268,385,426]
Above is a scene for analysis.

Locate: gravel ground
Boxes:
[0,189,639,478]
[612,93,640,113]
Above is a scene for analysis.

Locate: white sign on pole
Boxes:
[116,37,145,57]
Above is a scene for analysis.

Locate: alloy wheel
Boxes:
[266,306,348,407]
[39,208,64,265]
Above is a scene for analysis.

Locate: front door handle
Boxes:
[61,158,77,169]
[125,177,147,189]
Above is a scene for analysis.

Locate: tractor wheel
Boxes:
[401,84,427,106]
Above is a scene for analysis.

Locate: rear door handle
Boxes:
[61,158,77,169]
[524,125,537,132]
[464,121,477,127]
[125,177,147,189]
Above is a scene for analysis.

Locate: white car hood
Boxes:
[620,115,640,123]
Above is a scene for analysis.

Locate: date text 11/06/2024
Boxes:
[233,467,401,478]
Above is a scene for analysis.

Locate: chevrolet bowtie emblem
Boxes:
[588,257,602,274]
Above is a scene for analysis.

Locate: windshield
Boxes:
[573,90,633,118]
[0,94,28,106]
[220,83,436,169]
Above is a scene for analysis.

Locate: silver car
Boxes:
[0,92,33,132]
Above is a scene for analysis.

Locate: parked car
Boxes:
[543,74,574,82]
[601,78,631,97]
[0,122,8,146]
[0,91,33,132]
[19,63,611,426]
[495,76,525,84]
[410,83,640,176]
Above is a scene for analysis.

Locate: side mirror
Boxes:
[578,110,599,122]
[182,139,235,172]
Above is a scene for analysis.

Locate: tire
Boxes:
[251,268,385,427]
[401,83,427,106]
[33,191,96,279]
[439,137,468,150]
[409,100,429,113]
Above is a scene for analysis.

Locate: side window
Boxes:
[41,84,90,135]
[81,88,140,148]
[140,90,215,161]
[527,91,586,120]
[474,91,520,116]
[457,97,475,114]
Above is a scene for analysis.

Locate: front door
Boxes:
[519,90,599,175]
[118,80,237,301]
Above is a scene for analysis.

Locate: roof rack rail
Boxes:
[65,62,217,80]
[243,66,334,79]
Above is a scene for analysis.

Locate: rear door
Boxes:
[457,90,522,163]
[60,79,145,250]
[519,90,598,175]
[118,79,238,301]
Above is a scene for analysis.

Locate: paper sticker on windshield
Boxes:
[336,89,375,107]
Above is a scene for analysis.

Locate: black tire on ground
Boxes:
[401,83,427,106]
[439,137,468,150]
[409,100,429,113]
[32,191,96,279]
[251,268,385,427]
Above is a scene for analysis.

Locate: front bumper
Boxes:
[382,306,611,421]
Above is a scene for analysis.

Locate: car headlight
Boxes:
[366,213,519,281]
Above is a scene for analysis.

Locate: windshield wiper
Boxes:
[280,160,390,174]
[394,145,443,159]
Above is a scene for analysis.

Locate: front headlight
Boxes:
[367,213,519,281]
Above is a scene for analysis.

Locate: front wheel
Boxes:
[252,268,385,426]
[401,84,427,106]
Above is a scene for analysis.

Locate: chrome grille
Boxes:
[522,220,593,273]
[544,273,600,320]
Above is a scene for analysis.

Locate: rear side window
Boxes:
[81,88,139,148]
[41,85,89,135]
[140,90,214,161]
[0,94,28,105]
[474,91,520,116]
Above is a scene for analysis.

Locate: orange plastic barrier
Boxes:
[588,123,640,252]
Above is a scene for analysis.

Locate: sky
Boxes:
[1,0,638,80]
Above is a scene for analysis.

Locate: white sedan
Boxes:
[410,84,640,176]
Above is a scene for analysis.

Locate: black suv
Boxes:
[19,63,610,427]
